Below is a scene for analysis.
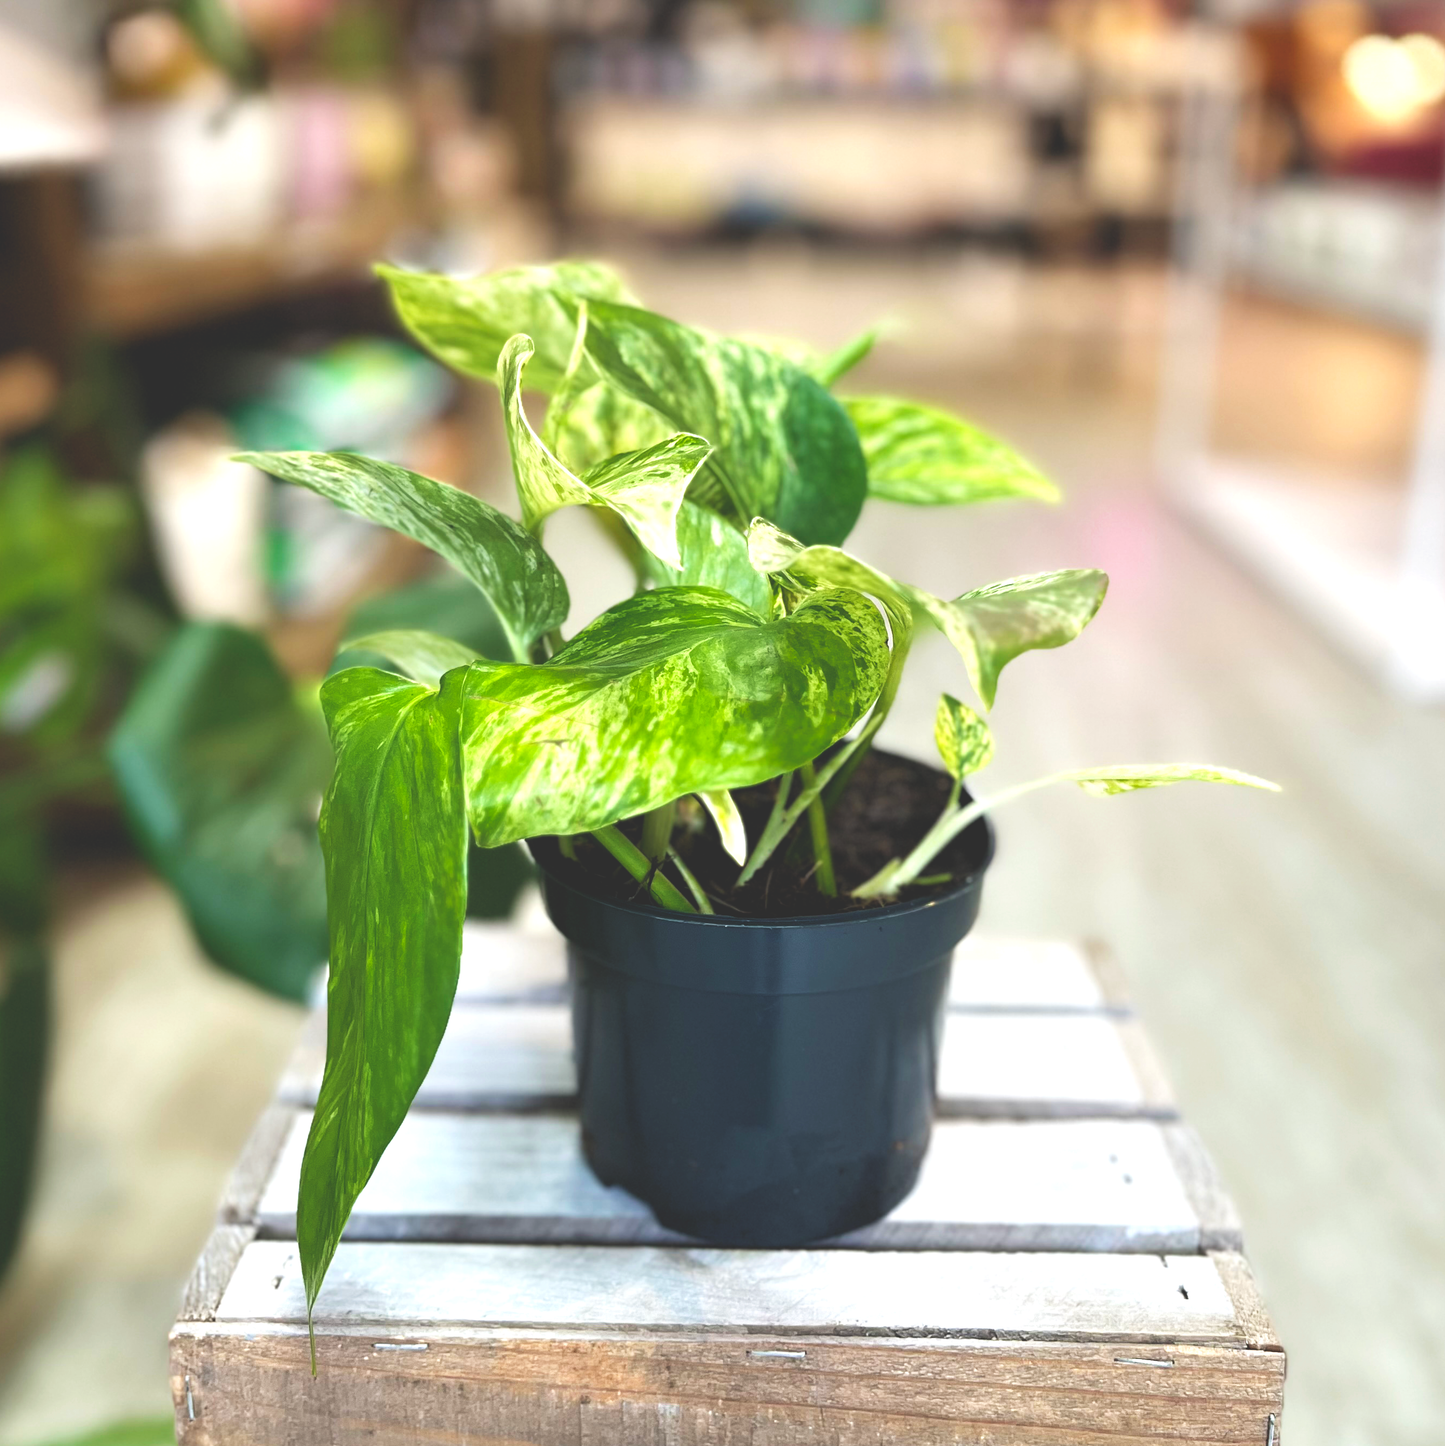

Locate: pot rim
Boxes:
[527,812,995,932]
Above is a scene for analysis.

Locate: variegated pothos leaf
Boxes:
[845,396,1059,507]
[378,259,635,390]
[578,299,868,547]
[643,503,773,616]
[900,571,1108,710]
[934,694,994,780]
[457,586,889,846]
[499,334,708,570]
[1063,765,1280,797]
[237,450,567,662]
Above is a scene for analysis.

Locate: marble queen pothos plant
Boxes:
[240,258,1276,1349]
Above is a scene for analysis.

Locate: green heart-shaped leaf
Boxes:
[579,299,868,546]
[378,259,634,390]
[845,396,1059,507]
[459,586,889,846]
[238,450,568,662]
[901,570,1108,709]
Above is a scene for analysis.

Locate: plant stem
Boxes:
[591,825,696,913]
[639,800,675,863]
[558,834,576,860]
[799,760,836,896]
[667,847,713,914]
[736,630,912,888]
[851,773,1076,899]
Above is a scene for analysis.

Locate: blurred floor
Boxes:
[1,246,1442,1445]
[0,872,302,1443]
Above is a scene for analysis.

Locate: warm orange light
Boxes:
[1342,31,1445,123]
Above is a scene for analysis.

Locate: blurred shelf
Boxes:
[83,187,416,339]
[1228,181,1439,336]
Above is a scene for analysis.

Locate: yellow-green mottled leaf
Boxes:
[1065,764,1280,797]
[378,259,634,391]
[845,396,1059,507]
[499,334,708,569]
[935,694,994,780]
[643,503,772,616]
[237,451,566,662]
[458,587,889,846]
[746,517,912,640]
[340,630,482,688]
[299,666,469,1332]
[542,301,670,473]
[579,300,868,546]
[901,569,1108,710]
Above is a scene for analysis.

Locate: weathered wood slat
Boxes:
[173,931,1281,1445]
[454,925,1131,1014]
[217,1239,1243,1341]
[171,1325,1285,1446]
[254,1113,1230,1253]
[277,1004,1175,1117]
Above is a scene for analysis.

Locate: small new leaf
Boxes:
[499,333,708,569]
[697,788,747,865]
[902,569,1108,709]
[1065,765,1281,797]
[237,450,567,663]
[935,694,994,780]
[845,396,1059,507]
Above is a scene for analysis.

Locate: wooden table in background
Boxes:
[170,926,1286,1444]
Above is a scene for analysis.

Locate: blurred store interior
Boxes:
[1,0,1444,1442]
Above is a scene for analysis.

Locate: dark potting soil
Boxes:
[542,747,991,918]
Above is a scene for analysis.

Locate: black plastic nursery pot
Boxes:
[529,809,994,1249]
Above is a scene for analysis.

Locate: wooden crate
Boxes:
[171,927,1285,1445]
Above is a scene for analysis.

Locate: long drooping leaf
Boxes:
[108,624,330,1001]
[844,396,1059,507]
[579,300,868,546]
[458,586,889,845]
[238,450,568,662]
[299,666,469,1341]
[499,334,708,568]
[901,570,1108,709]
[641,502,772,616]
[379,259,635,390]
[333,576,534,922]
